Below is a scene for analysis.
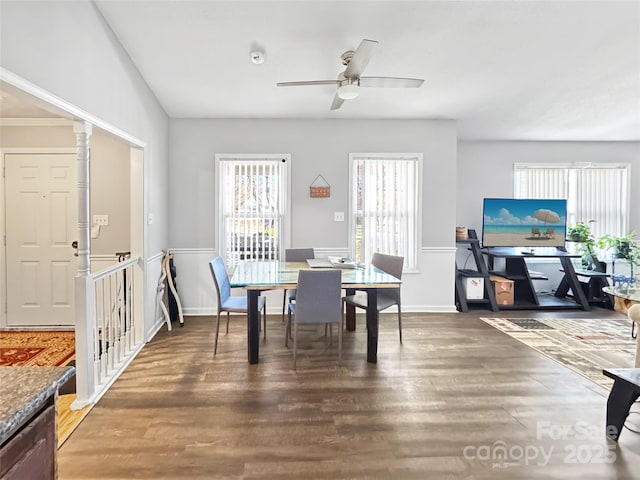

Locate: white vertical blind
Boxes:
[514,163,629,239]
[514,167,568,200]
[576,167,628,240]
[218,156,287,265]
[351,154,421,270]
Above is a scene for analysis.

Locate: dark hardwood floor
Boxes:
[58,308,640,479]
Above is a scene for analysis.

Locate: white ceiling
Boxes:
[2,1,639,141]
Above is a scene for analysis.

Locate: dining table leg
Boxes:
[345,288,356,331]
[247,290,261,364]
[366,289,378,363]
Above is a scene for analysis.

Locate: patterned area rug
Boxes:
[480,317,636,390]
[0,331,75,366]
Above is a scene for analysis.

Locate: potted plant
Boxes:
[567,222,596,268]
[597,231,640,279]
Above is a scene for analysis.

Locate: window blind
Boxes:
[351,155,421,270]
[514,164,628,239]
[219,157,285,265]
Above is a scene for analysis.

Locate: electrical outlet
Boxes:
[334,211,345,222]
[93,214,109,226]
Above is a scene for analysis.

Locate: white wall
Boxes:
[89,133,131,256]
[169,119,458,313]
[457,140,640,290]
[0,1,170,334]
[1,126,130,256]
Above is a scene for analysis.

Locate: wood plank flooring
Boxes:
[58,309,640,479]
[58,394,93,448]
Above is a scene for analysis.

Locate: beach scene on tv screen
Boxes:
[483,198,567,247]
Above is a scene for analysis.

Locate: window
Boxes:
[216,154,290,265]
[349,153,422,270]
[514,163,629,240]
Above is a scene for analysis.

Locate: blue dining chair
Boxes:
[282,248,315,322]
[286,269,343,370]
[209,256,266,355]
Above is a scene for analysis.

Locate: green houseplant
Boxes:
[567,222,596,268]
[597,231,640,279]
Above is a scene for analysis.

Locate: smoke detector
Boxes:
[250,51,265,65]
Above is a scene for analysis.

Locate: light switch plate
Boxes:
[93,214,109,226]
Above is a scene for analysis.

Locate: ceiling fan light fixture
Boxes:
[337,81,359,100]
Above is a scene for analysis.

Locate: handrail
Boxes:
[91,257,139,281]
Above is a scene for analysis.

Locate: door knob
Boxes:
[71,240,79,256]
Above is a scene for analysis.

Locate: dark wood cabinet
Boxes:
[0,401,56,480]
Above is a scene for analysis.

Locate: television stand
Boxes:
[454,239,499,312]
[483,247,590,311]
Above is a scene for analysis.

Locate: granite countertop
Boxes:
[0,366,75,444]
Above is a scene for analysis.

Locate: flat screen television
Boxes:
[482,198,567,248]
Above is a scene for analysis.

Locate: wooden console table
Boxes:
[483,247,590,310]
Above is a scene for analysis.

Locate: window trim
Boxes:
[348,152,423,272]
[214,153,291,262]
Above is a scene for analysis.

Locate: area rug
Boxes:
[480,317,636,390]
[0,330,75,366]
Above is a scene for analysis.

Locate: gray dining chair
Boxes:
[282,248,315,322]
[286,269,343,370]
[209,256,266,355]
[343,253,404,343]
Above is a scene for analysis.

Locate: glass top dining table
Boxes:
[229,261,401,364]
[603,286,640,316]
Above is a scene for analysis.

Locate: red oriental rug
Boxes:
[0,330,75,366]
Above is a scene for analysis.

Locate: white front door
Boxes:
[5,153,77,326]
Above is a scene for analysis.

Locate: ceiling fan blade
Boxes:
[344,39,378,78]
[277,80,339,87]
[330,93,345,111]
[359,77,424,88]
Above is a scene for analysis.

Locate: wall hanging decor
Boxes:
[309,174,331,198]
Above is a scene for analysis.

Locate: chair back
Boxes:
[372,253,403,302]
[372,253,404,280]
[209,256,231,311]
[294,269,342,324]
[285,248,315,262]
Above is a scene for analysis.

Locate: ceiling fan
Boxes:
[276,39,424,110]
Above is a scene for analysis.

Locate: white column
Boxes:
[74,120,92,275]
[72,120,95,408]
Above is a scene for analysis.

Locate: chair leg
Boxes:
[226,312,230,334]
[263,304,267,340]
[338,321,342,365]
[398,303,403,344]
[282,289,287,322]
[214,312,221,355]
[285,307,291,347]
[328,324,333,346]
[289,308,293,341]
[293,316,297,370]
